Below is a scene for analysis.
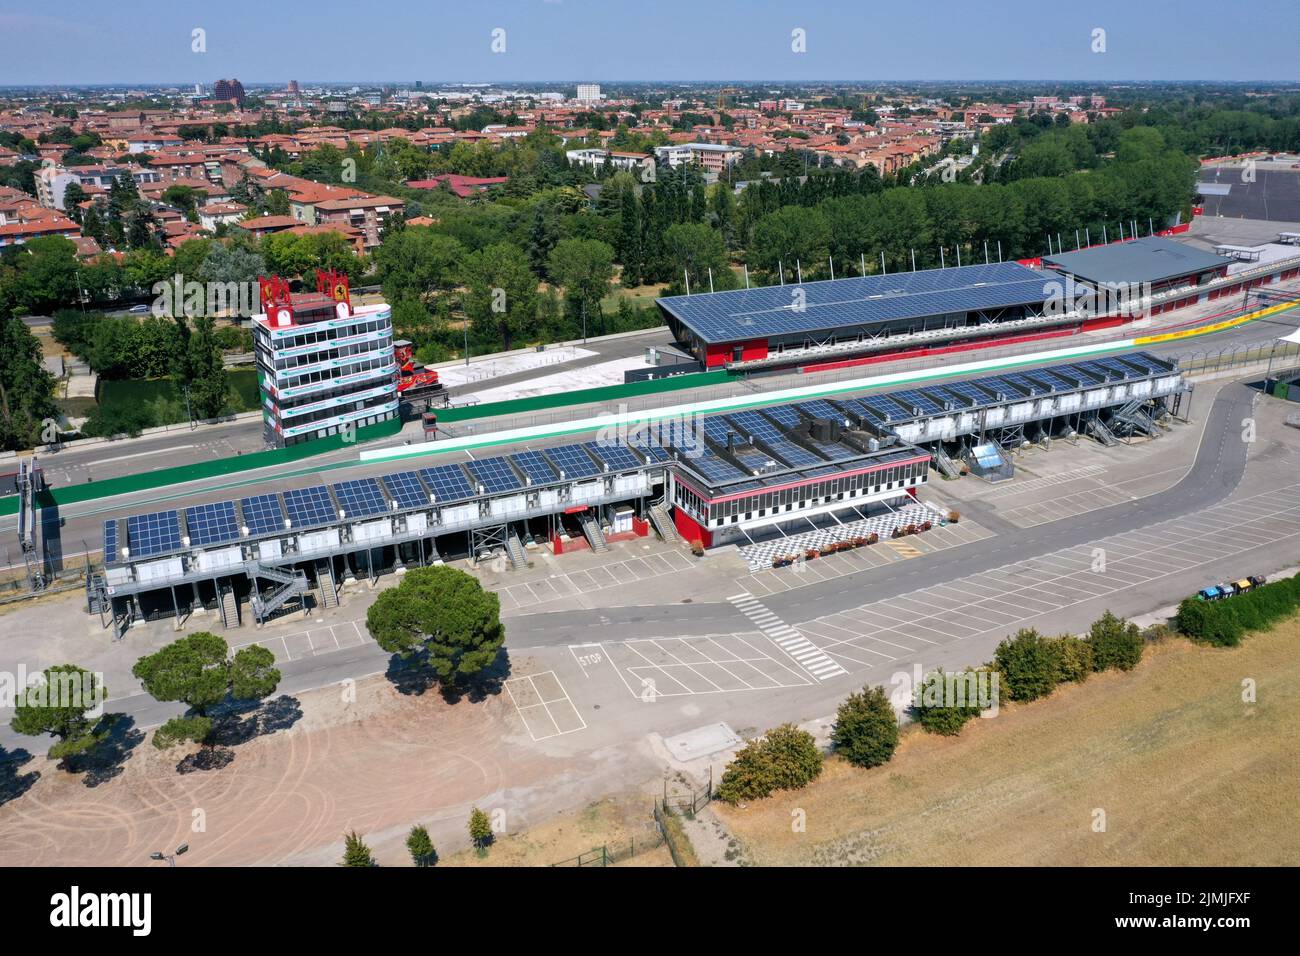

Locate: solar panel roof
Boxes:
[383,471,430,509]
[240,493,285,536]
[283,486,337,528]
[466,456,522,494]
[510,449,559,485]
[545,444,601,480]
[126,510,182,558]
[185,501,240,547]
[419,464,475,503]
[657,262,1053,344]
[628,435,672,463]
[103,520,118,563]
[333,478,388,518]
[584,441,643,472]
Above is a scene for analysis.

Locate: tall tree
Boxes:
[365,566,504,686]
[460,242,538,352]
[9,665,110,761]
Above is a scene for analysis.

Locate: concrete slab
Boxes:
[663,722,741,762]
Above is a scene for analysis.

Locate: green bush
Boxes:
[913,668,984,736]
[717,723,824,804]
[1174,574,1300,647]
[1048,634,1095,683]
[994,628,1061,702]
[1088,611,1146,669]
[831,686,899,766]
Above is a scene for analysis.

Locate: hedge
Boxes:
[1175,572,1300,647]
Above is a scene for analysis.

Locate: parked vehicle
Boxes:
[1195,575,1266,600]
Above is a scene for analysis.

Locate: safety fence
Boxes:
[549,826,666,867]
[1177,341,1300,375]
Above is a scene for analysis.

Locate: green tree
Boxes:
[341,831,377,867]
[749,205,832,279]
[460,242,538,352]
[373,227,463,305]
[912,669,984,736]
[0,314,60,451]
[406,824,438,866]
[364,566,504,686]
[716,723,823,804]
[132,632,281,749]
[831,685,899,767]
[9,665,110,761]
[468,807,494,850]
[546,238,615,334]
[662,222,735,295]
[994,628,1062,702]
[1087,611,1145,671]
[183,317,229,420]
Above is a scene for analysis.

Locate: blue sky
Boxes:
[1,0,1297,86]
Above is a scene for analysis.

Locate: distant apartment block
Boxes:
[576,83,602,102]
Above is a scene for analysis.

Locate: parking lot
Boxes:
[497,548,696,613]
[738,517,995,598]
[797,482,1300,672]
[503,670,587,741]
[574,634,815,699]
[231,618,369,663]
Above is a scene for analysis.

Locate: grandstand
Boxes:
[92,352,1186,632]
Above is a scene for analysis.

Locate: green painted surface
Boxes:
[435,368,733,423]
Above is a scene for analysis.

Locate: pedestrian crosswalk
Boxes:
[728,592,847,681]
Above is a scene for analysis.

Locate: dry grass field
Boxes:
[714,623,1300,866]
[440,793,671,867]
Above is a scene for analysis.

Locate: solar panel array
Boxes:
[658,262,1053,343]
[420,464,476,503]
[283,486,337,529]
[185,501,240,546]
[467,457,522,494]
[511,449,560,485]
[545,443,601,479]
[103,520,118,563]
[383,471,430,509]
[584,441,644,472]
[104,351,1176,563]
[241,493,285,536]
[126,510,182,558]
[333,478,388,518]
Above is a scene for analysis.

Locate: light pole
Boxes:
[150,843,189,867]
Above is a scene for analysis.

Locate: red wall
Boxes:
[705,339,769,368]
[672,507,712,548]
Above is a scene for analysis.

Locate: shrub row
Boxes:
[1175,572,1300,647]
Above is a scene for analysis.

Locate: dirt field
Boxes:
[714,623,1300,866]
[0,666,656,868]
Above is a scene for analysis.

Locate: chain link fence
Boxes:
[1176,341,1300,376]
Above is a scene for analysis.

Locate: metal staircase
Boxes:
[1085,417,1121,447]
[315,558,339,610]
[506,531,528,569]
[648,502,681,544]
[247,563,309,624]
[218,585,240,629]
[1110,400,1163,438]
[581,514,609,553]
[931,446,962,479]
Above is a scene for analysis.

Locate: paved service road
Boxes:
[507,380,1256,644]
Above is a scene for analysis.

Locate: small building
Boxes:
[1041,236,1232,296]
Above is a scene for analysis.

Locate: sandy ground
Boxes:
[714,623,1300,866]
[0,661,659,868]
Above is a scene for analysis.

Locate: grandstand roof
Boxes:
[656,262,1052,344]
[1042,236,1232,286]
